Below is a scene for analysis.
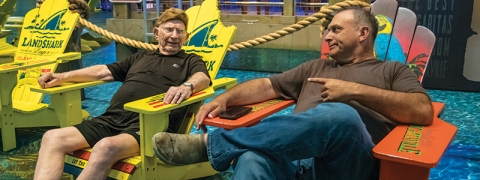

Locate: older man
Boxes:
[152,6,433,179]
[34,8,211,180]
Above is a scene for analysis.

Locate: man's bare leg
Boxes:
[76,133,139,180]
[34,127,90,180]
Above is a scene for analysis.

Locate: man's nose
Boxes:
[324,32,333,42]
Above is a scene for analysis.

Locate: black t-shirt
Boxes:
[269,59,427,143]
[91,49,210,132]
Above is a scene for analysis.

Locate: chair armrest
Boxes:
[55,52,82,62]
[124,87,215,114]
[203,99,294,129]
[0,59,57,73]
[372,102,457,168]
[125,87,215,157]
[212,78,237,90]
[30,81,108,94]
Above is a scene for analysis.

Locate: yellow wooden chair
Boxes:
[63,0,237,179]
[0,0,94,151]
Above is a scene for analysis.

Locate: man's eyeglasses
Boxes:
[158,26,187,37]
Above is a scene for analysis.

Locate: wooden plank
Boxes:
[387,7,417,63]
[407,26,436,82]
[203,99,294,129]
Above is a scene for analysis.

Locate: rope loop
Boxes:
[74,0,371,51]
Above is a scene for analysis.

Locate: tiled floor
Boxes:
[0,0,479,179]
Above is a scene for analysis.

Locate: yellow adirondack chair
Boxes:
[0,0,92,151]
[0,0,18,62]
[62,0,237,179]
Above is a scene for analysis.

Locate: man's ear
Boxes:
[358,26,370,42]
[153,27,160,38]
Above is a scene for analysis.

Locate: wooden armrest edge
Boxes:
[30,80,108,94]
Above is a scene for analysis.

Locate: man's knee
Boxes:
[92,138,120,154]
[233,151,273,178]
[91,135,138,158]
[235,151,270,166]
[316,103,362,123]
[41,129,66,145]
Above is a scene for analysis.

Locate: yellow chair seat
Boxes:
[12,100,48,114]
[0,41,16,56]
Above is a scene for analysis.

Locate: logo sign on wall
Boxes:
[399,0,479,91]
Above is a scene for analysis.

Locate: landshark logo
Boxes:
[184,19,224,53]
[20,9,70,49]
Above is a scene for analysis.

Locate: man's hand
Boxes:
[195,100,227,132]
[38,72,64,88]
[163,85,193,104]
[308,78,361,102]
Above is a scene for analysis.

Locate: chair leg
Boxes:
[0,72,18,151]
[0,111,16,151]
[379,160,430,180]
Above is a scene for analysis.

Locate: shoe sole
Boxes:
[151,134,187,166]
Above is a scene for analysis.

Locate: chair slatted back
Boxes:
[407,26,436,83]
[12,0,79,103]
[183,0,236,80]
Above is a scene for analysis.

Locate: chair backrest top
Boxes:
[183,0,236,80]
[16,0,79,61]
[13,0,80,104]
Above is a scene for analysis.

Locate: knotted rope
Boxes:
[39,0,371,52]
[36,0,90,20]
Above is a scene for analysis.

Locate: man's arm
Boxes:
[352,85,433,125]
[309,78,433,125]
[187,72,211,94]
[195,78,281,130]
[38,65,113,88]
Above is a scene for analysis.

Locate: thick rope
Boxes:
[39,0,370,52]
[227,0,370,51]
[37,0,90,19]
[78,18,158,50]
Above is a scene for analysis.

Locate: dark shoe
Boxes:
[152,132,208,166]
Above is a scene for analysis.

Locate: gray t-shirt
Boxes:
[269,59,427,143]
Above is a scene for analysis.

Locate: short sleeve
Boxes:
[187,54,212,86]
[269,61,313,100]
[106,52,142,82]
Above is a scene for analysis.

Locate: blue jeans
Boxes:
[206,102,379,179]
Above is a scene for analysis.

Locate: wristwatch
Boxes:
[183,82,194,91]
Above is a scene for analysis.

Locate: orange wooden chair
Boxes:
[204,0,457,179]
